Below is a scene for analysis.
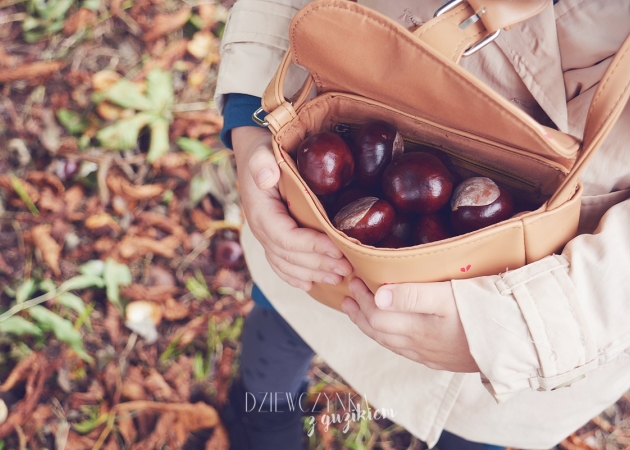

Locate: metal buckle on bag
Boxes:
[434,0,501,56]
[252,107,269,127]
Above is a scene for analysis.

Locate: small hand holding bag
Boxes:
[255,0,630,310]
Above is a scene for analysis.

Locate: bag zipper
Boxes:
[334,122,540,194]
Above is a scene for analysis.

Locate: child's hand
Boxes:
[232,127,353,291]
[341,278,479,373]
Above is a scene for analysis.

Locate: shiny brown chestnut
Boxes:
[353,120,404,187]
[297,132,354,196]
[326,185,371,218]
[450,177,514,234]
[413,213,453,245]
[334,197,395,245]
[382,152,453,214]
[390,212,413,244]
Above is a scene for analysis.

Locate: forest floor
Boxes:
[0,0,629,448]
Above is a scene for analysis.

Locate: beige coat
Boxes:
[216,1,630,448]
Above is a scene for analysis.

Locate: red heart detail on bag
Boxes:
[460,264,471,272]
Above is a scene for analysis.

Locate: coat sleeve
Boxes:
[453,103,630,402]
[214,0,313,114]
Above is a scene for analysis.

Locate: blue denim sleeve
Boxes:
[220,94,264,149]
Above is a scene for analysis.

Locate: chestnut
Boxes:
[297,132,354,196]
[353,120,404,187]
[382,152,453,214]
[376,234,407,249]
[325,185,372,218]
[413,213,452,245]
[450,177,514,234]
[334,197,395,245]
[390,212,413,244]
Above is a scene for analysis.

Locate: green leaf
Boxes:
[146,117,170,162]
[146,69,174,113]
[60,275,104,292]
[73,412,108,434]
[10,174,39,215]
[97,112,151,151]
[79,260,105,278]
[177,137,214,160]
[0,316,43,336]
[57,109,90,135]
[16,279,37,304]
[103,79,153,111]
[81,0,100,11]
[103,258,131,310]
[28,306,92,362]
[58,292,86,315]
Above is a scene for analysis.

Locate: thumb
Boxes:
[374,282,453,315]
[248,144,281,190]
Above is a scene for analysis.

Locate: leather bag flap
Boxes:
[288,0,578,163]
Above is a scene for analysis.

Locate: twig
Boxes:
[0,12,26,25]
[0,0,27,8]
[172,102,213,112]
[97,153,113,206]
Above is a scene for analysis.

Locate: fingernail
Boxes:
[323,277,336,285]
[375,289,392,309]
[333,268,346,277]
[256,168,273,186]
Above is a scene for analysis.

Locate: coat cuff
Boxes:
[453,254,598,403]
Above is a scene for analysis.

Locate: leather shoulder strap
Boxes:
[413,0,551,63]
[547,33,630,209]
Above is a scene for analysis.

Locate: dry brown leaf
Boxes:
[0,253,13,276]
[118,235,179,259]
[96,101,127,121]
[163,356,192,402]
[64,184,85,218]
[162,298,189,321]
[121,366,148,402]
[137,211,187,241]
[190,208,215,233]
[0,175,40,206]
[26,171,65,195]
[175,109,224,126]
[197,3,217,31]
[31,224,61,276]
[205,422,230,450]
[103,437,120,450]
[144,369,178,402]
[85,213,122,233]
[64,7,97,35]
[142,7,192,42]
[64,430,96,450]
[104,302,122,346]
[38,188,65,213]
[0,61,66,83]
[187,122,222,139]
[106,173,165,201]
[117,414,137,446]
[120,285,179,303]
[131,411,176,450]
[132,40,189,81]
[92,70,122,91]
[0,353,38,391]
[116,401,220,431]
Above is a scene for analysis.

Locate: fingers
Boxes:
[266,251,344,286]
[267,256,313,291]
[248,143,281,190]
[374,282,454,315]
[341,298,413,350]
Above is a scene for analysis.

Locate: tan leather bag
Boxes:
[255,0,630,311]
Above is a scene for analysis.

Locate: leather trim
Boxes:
[468,0,551,33]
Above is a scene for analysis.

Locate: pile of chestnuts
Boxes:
[296,120,515,247]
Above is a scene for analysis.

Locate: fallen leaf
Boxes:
[64,184,85,219]
[116,415,137,446]
[197,4,217,31]
[92,70,122,91]
[31,224,62,276]
[162,298,189,321]
[85,213,121,233]
[132,40,189,82]
[0,61,66,83]
[163,356,192,402]
[104,302,122,346]
[144,369,178,402]
[142,8,192,42]
[106,172,165,201]
[38,188,65,213]
[118,235,179,259]
[26,171,65,195]
[120,285,179,303]
[64,7,97,35]
[121,366,148,401]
